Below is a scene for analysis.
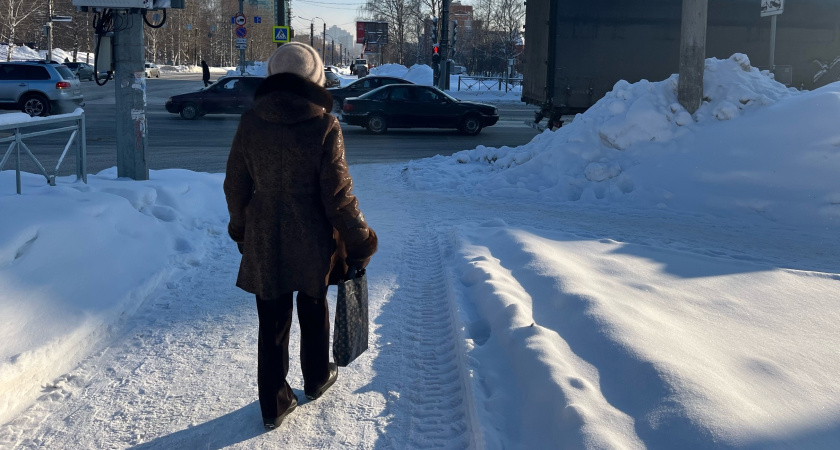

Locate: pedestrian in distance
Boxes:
[201,60,210,87]
[224,41,377,431]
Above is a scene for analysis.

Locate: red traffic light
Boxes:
[433,45,439,54]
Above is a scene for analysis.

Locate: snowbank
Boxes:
[0,169,228,424]
[407,54,840,231]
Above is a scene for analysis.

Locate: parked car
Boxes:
[324,67,340,88]
[145,62,161,78]
[341,84,498,135]
[63,62,95,81]
[165,75,264,119]
[0,61,84,116]
[327,76,412,112]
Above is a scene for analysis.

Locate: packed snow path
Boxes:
[0,165,481,449]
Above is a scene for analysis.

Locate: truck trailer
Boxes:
[522,0,840,129]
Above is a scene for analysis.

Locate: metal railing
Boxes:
[457,75,523,93]
[0,111,87,194]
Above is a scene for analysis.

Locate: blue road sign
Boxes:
[235,26,247,38]
[273,26,290,43]
[254,16,262,24]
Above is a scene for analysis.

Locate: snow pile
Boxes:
[407,54,840,230]
[0,44,92,64]
[0,168,228,424]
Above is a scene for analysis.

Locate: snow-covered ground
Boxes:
[1,54,839,449]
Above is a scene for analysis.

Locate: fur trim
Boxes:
[254,73,333,111]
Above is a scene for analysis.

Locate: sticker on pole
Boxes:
[235,26,247,38]
[234,13,246,26]
[273,26,290,43]
[761,0,784,17]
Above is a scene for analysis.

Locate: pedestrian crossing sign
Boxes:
[273,26,290,43]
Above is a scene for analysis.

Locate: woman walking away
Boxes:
[224,42,377,431]
[201,60,210,87]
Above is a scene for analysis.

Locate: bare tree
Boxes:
[363,0,422,64]
[0,0,45,61]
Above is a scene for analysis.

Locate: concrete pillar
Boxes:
[677,0,708,114]
[113,10,148,181]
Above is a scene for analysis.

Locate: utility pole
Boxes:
[437,0,451,90]
[47,0,53,62]
[276,0,289,47]
[677,0,708,114]
[310,22,314,47]
[322,23,326,61]
[113,9,148,180]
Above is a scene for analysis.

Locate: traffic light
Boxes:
[432,17,438,42]
[452,20,458,47]
[432,45,441,64]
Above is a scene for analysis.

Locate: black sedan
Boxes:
[165,75,264,119]
[341,84,499,135]
[327,76,412,112]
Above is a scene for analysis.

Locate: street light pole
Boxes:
[677,0,708,114]
[322,23,326,61]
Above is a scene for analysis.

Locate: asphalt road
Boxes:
[6,72,540,176]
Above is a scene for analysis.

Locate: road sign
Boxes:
[761,0,784,17]
[235,42,247,50]
[273,26,290,43]
[236,38,247,45]
[50,15,72,22]
[254,16,262,24]
[235,26,247,38]
[234,13,246,26]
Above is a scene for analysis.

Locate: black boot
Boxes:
[263,395,298,430]
[305,363,338,401]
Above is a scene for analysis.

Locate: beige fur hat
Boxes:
[265,42,325,86]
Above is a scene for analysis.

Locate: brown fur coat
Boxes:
[224,73,377,299]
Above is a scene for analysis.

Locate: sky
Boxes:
[290,0,367,38]
[1,53,839,448]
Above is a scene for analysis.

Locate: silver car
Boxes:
[0,61,84,116]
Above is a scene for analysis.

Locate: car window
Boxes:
[55,66,75,80]
[0,65,24,80]
[416,87,443,103]
[325,71,339,81]
[362,87,389,101]
[24,66,51,80]
[388,86,416,101]
[362,79,380,89]
[221,79,240,91]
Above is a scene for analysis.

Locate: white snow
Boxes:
[1,54,839,449]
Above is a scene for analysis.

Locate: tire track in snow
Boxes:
[390,224,476,449]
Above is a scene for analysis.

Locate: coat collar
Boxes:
[252,73,333,124]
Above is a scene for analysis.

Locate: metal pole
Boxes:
[310,22,314,47]
[322,23,326,61]
[238,0,245,75]
[677,0,708,114]
[15,130,21,195]
[113,10,149,181]
[438,0,450,90]
[769,14,777,71]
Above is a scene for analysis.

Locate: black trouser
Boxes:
[255,291,330,419]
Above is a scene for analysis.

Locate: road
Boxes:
[6,72,540,176]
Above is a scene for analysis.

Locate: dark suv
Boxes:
[0,61,84,116]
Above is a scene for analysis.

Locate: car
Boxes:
[63,62,94,81]
[165,75,264,119]
[324,67,340,88]
[342,84,499,135]
[0,61,84,116]
[145,62,161,78]
[327,76,412,112]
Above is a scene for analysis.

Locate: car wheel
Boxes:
[21,94,50,117]
[459,115,482,135]
[367,114,387,134]
[180,103,199,120]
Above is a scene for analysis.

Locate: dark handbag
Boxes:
[333,268,369,367]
